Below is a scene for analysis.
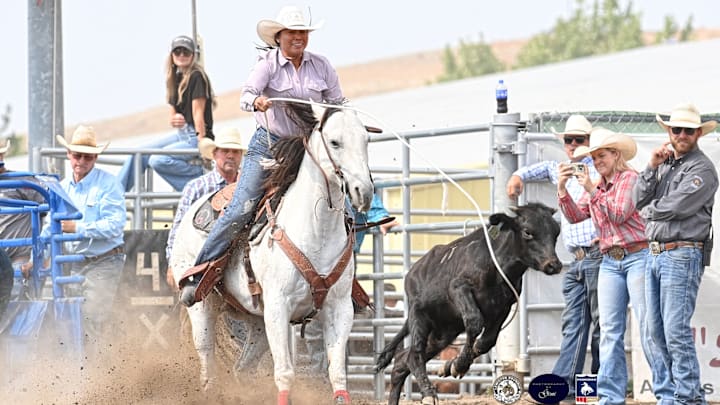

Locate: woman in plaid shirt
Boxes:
[557,127,667,405]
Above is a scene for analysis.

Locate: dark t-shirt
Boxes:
[170,70,214,139]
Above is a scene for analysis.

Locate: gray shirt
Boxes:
[634,147,718,242]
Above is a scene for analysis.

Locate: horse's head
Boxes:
[312,105,374,212]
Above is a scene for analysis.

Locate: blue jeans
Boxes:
[597,248,665,405]
[552,245,601,396]
[66,254,125,342]
[646,247,706,405]
[118,125,203,192]
[195,127,279,264]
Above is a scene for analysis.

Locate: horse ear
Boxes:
[311,103,326,121]
[365,126,382,133]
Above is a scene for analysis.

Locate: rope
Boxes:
[265,97,521,329]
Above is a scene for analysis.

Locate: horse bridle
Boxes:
[302,123,346,210]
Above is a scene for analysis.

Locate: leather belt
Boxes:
[84,246,124,262]
[571,245,597,261]
[604,241,648,260]
[649,241,703,255]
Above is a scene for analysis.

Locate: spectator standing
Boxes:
[118,35,215,192]
[506,115,601,398]
[165,127,247,288]
[47,126,127,344]
[635,103,718,405]
[558,128,665,405]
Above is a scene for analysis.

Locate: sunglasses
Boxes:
[172,48,193,57]
[670,127,698,136]
[70,152,96,161]
[563,136,588,145]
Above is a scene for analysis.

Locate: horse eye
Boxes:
[521,230,533,240]
[329,140,341,148]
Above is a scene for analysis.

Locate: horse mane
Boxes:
[262,103,345,195]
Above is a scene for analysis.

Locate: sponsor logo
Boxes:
[528,373,569,404]
[493,374,522,404]
[575,374,598,404]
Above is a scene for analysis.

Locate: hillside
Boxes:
[73,29,720,142]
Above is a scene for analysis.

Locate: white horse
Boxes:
[171,103,374,405]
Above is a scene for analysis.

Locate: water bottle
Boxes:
[496,79,508,114]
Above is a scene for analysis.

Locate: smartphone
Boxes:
[571,162,586,175]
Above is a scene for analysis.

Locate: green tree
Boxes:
[679,15,694,41]
[655,15,678,43]
[438,35,504,82]
[515,0,642,68]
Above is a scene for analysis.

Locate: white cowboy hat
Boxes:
[573,127,637,161]
[0,139,10,154]
[551,114,593,138]
[656,103,717,136]
[56,125,109,154]
[198,127,248,160]
[257,5,325,47]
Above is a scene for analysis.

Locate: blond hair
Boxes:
[164,54,216,108]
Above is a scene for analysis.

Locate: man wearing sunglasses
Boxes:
[506,114,601,401]
[634,103,718,405]
[44,125,126,353]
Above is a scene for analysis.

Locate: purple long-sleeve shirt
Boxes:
[240,48,344,138]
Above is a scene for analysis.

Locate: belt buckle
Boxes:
[608,246,625,260]
[574,248,586,261]
[649,241,661,255]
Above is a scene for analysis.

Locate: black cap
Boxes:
[171,35,195,52]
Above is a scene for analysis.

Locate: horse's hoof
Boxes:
[334,390,351,404]
[421,395,439,405]
[438,361,451,377]
[179,284,198,307]
[277,390,291,405]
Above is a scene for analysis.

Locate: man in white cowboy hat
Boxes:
[165,127,247,288]
[506,114,601,400]
[45,125,126,345]
[635,103,718,404]
[0,139,48,299]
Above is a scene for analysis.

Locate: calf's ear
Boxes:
[489,213,513,226]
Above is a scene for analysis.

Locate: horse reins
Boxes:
[302,124,345,210]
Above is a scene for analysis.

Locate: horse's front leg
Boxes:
[320,293,354,403]
[187,300,220,391]
[263,295,295,405]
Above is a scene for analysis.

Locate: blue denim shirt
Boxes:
[353,194,390,253]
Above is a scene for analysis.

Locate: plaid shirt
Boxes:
[166,169,235,260]
[559,170,645,253]
[514,158,598,250]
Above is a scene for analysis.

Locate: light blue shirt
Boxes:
[514,157,598,250]
[354,194,391,253]
[43,167,126,257]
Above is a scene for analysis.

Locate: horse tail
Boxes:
[374,320,409,372]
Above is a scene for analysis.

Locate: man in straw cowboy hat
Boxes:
[165,127,247,288]
[0,139,48,301]
[44,125,126,345]
[506,114,601,399]
[635,103,718,404]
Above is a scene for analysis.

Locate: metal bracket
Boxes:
[494,142,516,153]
